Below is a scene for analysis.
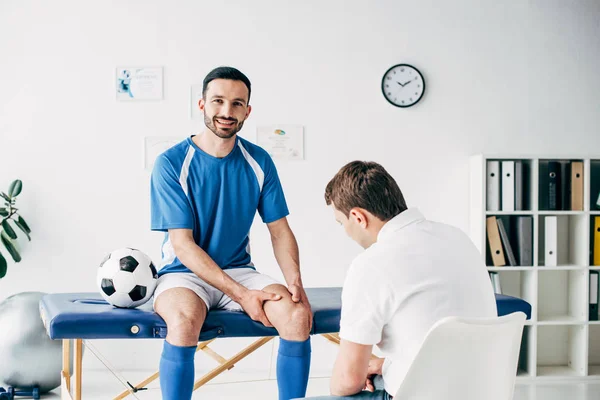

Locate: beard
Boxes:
[204,113,245,139]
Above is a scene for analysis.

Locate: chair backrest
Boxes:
[393,312,526,400]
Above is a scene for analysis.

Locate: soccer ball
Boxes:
[97,248,158,308]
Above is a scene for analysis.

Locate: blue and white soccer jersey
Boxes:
[150,135,289,307]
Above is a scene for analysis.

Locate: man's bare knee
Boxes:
[271,301,312,341]
[154,288,207,346]
[166,313,203,346]
[288,304,312,338]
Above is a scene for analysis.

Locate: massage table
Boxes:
[39,288,531,400]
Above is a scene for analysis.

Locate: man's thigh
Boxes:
[153,271,222,310]
[216,268,281,310]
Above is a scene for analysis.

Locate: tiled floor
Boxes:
[37,371,600,399]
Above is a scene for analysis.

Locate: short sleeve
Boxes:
[150,155,194,231]
[257,156,289,223]
[339,262,388,345]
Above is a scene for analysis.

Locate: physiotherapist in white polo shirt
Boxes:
[299,161,497,399]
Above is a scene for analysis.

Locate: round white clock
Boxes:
[381,64,425,108]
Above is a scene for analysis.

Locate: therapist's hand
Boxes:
[363,357,385,392]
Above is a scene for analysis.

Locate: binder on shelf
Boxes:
[590,271,599,321]
[592,162,600,211]
[515,161,525,211]
[547,161,561,210]
[571,161,583,211]
[515,216,533,266]
[497,218,517,266]
[486,161,500,211]
[486,216,506,266]
[560,162,571,211]
[489,272,502,294]
[544,216,558,267]
[594,217,600,266]
[501,161,515,212]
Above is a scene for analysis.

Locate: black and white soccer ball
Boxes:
[97,248,158,308]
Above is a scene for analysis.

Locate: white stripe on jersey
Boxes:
[160,237,176,270]
[179,146,196,196]
[237,141,264,192]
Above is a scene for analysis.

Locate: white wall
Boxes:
[1,0,600,380]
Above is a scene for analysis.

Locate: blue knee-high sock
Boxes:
[159,341,197,400]
[277,337,312,400]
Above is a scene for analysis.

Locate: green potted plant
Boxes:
[0,179,31,278]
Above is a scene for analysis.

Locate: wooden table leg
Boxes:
[61,339,73,400]
[73,339,83,400]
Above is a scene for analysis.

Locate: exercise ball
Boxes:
[0,292,74,393]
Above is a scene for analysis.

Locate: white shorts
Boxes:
[153,268,281,311]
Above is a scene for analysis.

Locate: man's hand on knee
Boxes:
[288,283,309,305]
[239,289,282,327]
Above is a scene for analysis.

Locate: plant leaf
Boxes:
[17,216,31,234]
[13,219,30,241]
[0,252,6,278]
[1,219,16,240]
[0,232,21,262]
[0,208,7,217]
[0,192,10,202]
[8,180,22,198]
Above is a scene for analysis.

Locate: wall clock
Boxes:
[381,64,425,108]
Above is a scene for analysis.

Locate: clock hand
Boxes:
[396,81,405,87]
[403,80,412,86]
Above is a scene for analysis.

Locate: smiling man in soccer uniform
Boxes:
[150,67,312,400]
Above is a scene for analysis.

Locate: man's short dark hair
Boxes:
[202,66,252,103]
[325,161,407,221]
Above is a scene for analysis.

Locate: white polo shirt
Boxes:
[338,208,497,396]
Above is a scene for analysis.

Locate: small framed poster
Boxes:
[257,125,304,161]
[116,67,163,101]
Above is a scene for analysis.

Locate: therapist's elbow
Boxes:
[330,375,364,396]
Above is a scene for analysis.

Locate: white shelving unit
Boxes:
[470,155,600,381]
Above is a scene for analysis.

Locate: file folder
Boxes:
[487,216,506,266]
[486,161,500,211]
[501,161,515,211]
[594,217,600,266]
[515,161,526,211]
[571,161,583,211]
[590,271,598,321]
[497,218,517,266]
[544,216,558,267]
[560,162,571,211]
[547,161,561,210]
[515,216,533,266]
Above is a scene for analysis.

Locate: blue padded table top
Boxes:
[39,289,531,341]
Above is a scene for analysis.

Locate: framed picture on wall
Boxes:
[257,125,304,161]
[116,66,163,101]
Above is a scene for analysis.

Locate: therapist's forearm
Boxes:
[271,229,302,286]
[174,240,247,302]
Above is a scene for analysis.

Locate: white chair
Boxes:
[393,312,526,400]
